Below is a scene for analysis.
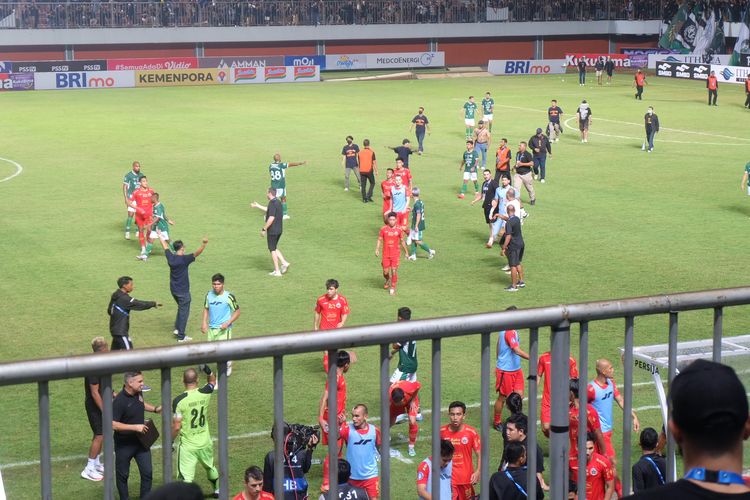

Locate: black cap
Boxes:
[536,128,543,134]
[670,359,748,433]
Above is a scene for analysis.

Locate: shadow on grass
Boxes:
[725,202,750,218]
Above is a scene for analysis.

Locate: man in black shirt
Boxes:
[595,56,605,85]
[471,169,499,248]
[578,58,587,86]
[501,204,526,293]
[643,106,660,153]
[490,441,544,500]
[108,276,161,351]
[605,57,615,84]
[113,371,162,500]
[410,107,430,155]
[263,423,318,499]
[503,413,546,490]
[341,135,361,191]
[576,100,592,143]
[388,139,417,168]
[157,234,207,342]
[623,360,750,500]
[318,459,370,500]
[528,128,552,184]
[251,187,289,277]
[512,142,535,206]
[81,336,109,482]
[632,427,666,493]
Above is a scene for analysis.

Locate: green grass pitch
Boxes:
[1,72,750,498]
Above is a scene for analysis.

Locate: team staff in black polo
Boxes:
[156,233,208,342]
[501,204,525,292]
[512,142,535,206]
[387,139,416,168]
[251,187,289,277]
[471,169,499,248]
[410,107,430,155]
[113,371,162,500]
[108,276,161,351]
[341,135,361,191]
[631,427,666,493]
[528,128,552,184]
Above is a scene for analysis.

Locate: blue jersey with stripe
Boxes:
[419,458,453,499]
[391,186,408,213]
[204,290,238,328]
[345,423,379,480]
[497,330,522,371]
[589,379,616,433]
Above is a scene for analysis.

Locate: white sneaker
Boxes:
[81,467,103,482]
[406,236,412,245]
[125,231,130,240]
[533,174,539,180]
[408,254,417,261]
[177,336,192,343]
[408,446,416,457]
[394,413,408,424]
[389,448,402,458]
[227,361,233,377]
[344,187,349,191]
[389,288,395,296]
[269,270,282,277]
[135,254,147,261]
[540,179,545,184]
[94,462,104,474]
[428,249,435,259]
[283,214,291,220]
[280,262,290,274]
[173,329,179,337]
[502,265,510,271]
[641,143,646,151]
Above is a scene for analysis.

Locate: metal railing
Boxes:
[1,285,749,500]
[1,0,665,29]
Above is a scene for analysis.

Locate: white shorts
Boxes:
[596,70,603,76]
[149,230,169,241]
[483,114,493,121]
[409,229,423,241]
[127,206,136,214]
[747,185,750,196]
[463,171,478,181]
[390,368,417,384]
[465,118,475,127]
[275,188,286,198]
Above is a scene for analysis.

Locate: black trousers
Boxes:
[708,89,717,105]
[745,93,750,108]
[115,442,152,500]
[635,85,643,99]
[360,170,375,201]
[111,335,133,351]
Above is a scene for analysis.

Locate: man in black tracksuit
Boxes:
[108,276,161,351]
[643,106,660,153]
[528,128,552,183]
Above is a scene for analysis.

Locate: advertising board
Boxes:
[488,59,566,75]
[654,61,711,80]
[647,53,731,69]
[284,55,326,69]
[198,56,284,69]
[135,68,228,86]
[325,54,368,71]
[565,54,632,68]
[365,52,445,69]
[711,64,750,84]
[13,60,107,73]
[34,71,135,90]
[108,57,199,71]
[0,73,34,90]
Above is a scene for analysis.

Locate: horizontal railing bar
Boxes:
[0,286,749,386]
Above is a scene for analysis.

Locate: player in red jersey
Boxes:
[389,379,421,456]
[381,168,395,221]
[318,351,351,493]
[393,159,412,191]
[376,212,409,296]
[439,401,481,500]
[314,279,351,372]
[537,351,578,437]
[129,176,155,258]
[584,433,615,500]
[233,465,274,500]
[568,378,606,480]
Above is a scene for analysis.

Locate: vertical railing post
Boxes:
[160,367,172,482]
[577,322,589,490]
[549,321,571,500]
[479,332,491,500]
[666,313,678,482]
[380,344,391,500]
[102,373,115,500]
[713,307,723,362]
[38,381,52,500]
[327,348,339,499]
[273,356,285,499]
[622,317,635,495]
[526,327,539,500]
[431,338,441,499]
[217,361,229,500]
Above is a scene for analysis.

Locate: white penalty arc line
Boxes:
[0,157,23,183]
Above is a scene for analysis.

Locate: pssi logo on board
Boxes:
[265,66,288,80]
[294,66,316,80]
[56,72,115,88]
[234,67,258,81]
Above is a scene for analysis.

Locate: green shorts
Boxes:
[207,328,232,342]
[177,443,218,483]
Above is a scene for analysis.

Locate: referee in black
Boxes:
[631,427,666,493]
[113,371,162,500]
[472,169,499,248]
[108,276,161,351]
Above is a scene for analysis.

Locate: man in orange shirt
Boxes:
[569,378,606,480]
[389,379,421,456]
[745,77,750,109]
[376,212,409,296]
[358,139,377,204]
[440,401,481,500]
[314,279,350,372]
[494,138,511,183]
[585,433,615,500]
[633,69,647,100]
[318,351,351,493]
[707,70,718,106]
[537,350,578,437]
[129,176,155,259]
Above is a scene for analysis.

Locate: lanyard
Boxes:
[644,456,665,485]
[505,469,528,497]
[685,468,746,485]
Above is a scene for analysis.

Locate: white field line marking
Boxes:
[0,388,660,471]
[0,157,23,184]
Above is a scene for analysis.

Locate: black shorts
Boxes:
[579,118,589,131]
[86,402,103,436]
[267,233,281,251]
[484,205,494,224]
[507,245,524,267]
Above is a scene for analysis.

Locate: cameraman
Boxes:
[263,423,319,500]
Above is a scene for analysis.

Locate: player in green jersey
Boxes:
[172,366,219,494]
[407,188,434,260]
[268,152,307,219]
[463,96,478,139]
[482,92,495,132]
[458,141,481,199]
[122,161,143,240]
[139,193,174,260]
[741,161,750,196]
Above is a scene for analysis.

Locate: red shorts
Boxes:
[349,478,379,498]
[390,401,418,422]
[602,430,615,458]
[135,213,152,227]
[455,483,477,500]
[382,255,400,269]
[397,211,408,228]
[495,368,524,396]
[541,399,551,425]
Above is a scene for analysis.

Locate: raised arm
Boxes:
[193,237,208,258]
